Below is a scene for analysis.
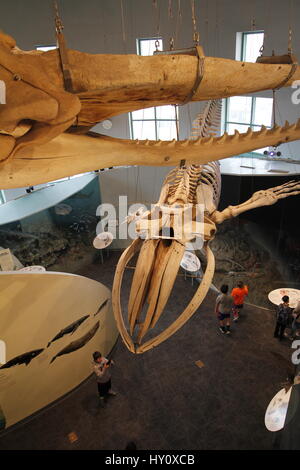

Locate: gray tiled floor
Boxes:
[0,252,294,450]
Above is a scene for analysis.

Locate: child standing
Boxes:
[231,281,248,322]
[215,284,233,335]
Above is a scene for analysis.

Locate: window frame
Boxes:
[0,191,6,205]
[224,95,273,131]
[239,30,264,63]
[36,45,57,52]
[224,30,274,154]
[129,106,178,141]
[129,37,179,141]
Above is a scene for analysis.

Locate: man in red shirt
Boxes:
[231,281,248,321]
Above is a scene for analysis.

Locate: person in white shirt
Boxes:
[215,284,233,335]
[93,351,117,406]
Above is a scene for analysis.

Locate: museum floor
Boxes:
[0,251,295,450]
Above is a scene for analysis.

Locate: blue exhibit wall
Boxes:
[0,177,102,273]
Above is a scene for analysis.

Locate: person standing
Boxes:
[92,351,117,406]
[231,281,249,322]
[215,284,233,335]
[274,296,293,341]
[290,301,300,340]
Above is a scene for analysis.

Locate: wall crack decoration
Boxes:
[0,349,44,369]
[47,315,90,348]
[50,321,100,363]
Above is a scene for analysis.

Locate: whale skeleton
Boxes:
[1,32,300,353]
[0,32,300,188]
[112,101,300,353]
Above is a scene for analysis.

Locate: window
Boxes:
[137,38,161,56]
[239,31,264,63]
[224,31,273,154]
[225,95,272,133]
[130,105,178,141]
[36,45,57,52]
[129,38,178,141]
[0,191,5,205]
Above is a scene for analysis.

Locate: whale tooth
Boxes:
[256,125,268,136]
[166,139,176,146]
[218,132,228,143]
[203,136,214,145]
[230,130,240,140]
[245,127,253,136]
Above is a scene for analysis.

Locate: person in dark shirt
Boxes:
[274,295,293,341]
[290,301,300,340]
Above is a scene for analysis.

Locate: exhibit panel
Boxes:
[0,271,118,429]
[0,176,101,273]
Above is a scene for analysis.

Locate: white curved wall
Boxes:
[0,271,118,429]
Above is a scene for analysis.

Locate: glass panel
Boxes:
[157,121,177,140]
[252,125,270,154]
[243,32,264,62]
[156,105,178,120]
[139,39,162,56]
[253,97,273,127]
[227,96,252,124]
[227,123,250,135]
[132,121,156,140]
[51,177,70,183]
[131,107,155,120]
[251,146,269,154]
[36,45,56,51]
